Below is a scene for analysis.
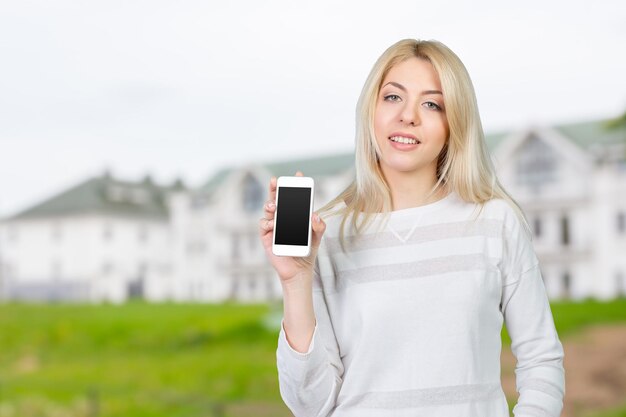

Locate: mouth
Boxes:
[388,135,421,145]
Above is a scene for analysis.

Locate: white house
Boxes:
[491,120,626,300]
[161,154,356,303]
[1,117,625,302]
[0,173,183,303]
[158,118,626,303]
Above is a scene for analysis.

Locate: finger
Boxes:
[259,217,274,234]
[268,176,277,203]
[295,171,303,177]
[310,212,326,249]
[263,200,276,220]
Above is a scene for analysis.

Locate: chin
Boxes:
[380,152,439,173]
[380,160,424,174]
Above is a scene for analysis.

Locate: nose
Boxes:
[399,102,420,126]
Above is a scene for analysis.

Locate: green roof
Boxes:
[7,174,180,221]
[484,118,626,151]
[264,153,355,177]
[199,153,356,196]
[555,118,626,149]
[200,117,624,196]
[201,167,233,196]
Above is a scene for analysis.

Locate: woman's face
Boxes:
[374,57,449,178]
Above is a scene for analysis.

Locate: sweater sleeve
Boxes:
[500,209,566,417]
[276,256,344,417]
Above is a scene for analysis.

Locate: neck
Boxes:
[382,166,448,211]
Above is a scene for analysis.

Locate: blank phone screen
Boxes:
[274,187,312,246]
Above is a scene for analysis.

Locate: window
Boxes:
[533,216,542,238]
[515,135,557,189]
[617,211,625,234]
[249,274,257,295]
[128,277,144,299]
[616,271,626,297]
[106,185,151,205]
[130,188,150,205]
[562,271,571,298]
[242,174,264,213]
[107,186,126,202]
[231,274,240,299]
[560,214,570,246]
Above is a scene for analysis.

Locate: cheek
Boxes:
[374,105,395,134]
[425,116,449,139]
[441,123,450,141]
[437,114,450,136]
[373,110,386,142]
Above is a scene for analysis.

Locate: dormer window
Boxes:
[515,135,557,189]
[106,185,151,205]
[107,186,126,202]
[130,188,150,204]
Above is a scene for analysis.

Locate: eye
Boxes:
[383,94,401,102]
[424,101,442,111]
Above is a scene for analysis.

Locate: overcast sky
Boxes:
[1,0,625,217]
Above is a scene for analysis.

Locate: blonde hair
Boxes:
[319,38,532,250]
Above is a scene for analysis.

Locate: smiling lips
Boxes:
[389,135,420,145]
[388,131,421,146]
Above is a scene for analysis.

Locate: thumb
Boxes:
[311,212,326,250]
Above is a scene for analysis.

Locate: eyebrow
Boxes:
[382,81,442,96]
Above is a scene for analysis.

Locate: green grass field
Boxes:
[0,298,625,417]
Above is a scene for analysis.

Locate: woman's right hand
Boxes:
[259,172,326,287]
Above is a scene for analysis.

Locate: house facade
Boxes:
[0,118,624,302]
[0,173,181,303]
[491,121,626,300]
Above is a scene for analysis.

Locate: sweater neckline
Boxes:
[383,191,457,242]
[383,189,458,217]
[336,189,459,218]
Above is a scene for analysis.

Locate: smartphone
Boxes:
[272,176,315,257]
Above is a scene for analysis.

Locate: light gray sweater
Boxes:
[276,190,565,417]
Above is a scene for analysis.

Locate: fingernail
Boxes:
[314,214,320,223]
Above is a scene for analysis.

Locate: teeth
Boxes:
[389,136,419,144]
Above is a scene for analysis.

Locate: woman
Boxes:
[259,38,565,417]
